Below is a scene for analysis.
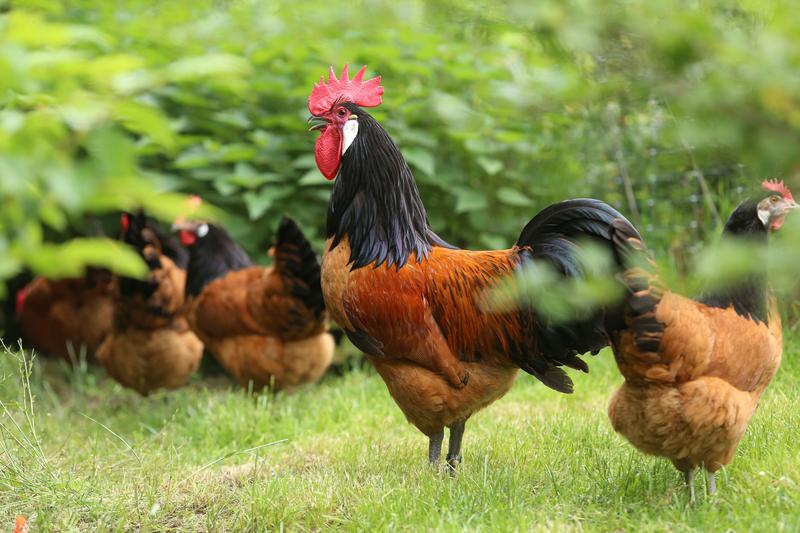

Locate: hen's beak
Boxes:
[780,198,800,215]
[307,115,328,131]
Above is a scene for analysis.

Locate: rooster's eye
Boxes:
[337,108,347,117]
[771,196,779,203]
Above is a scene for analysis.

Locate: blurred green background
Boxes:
[2,0,799,295]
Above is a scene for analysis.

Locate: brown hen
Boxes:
[606,180,794,500]
[96,212,202,394]
[177,216,334,391]
[16,268,114,362]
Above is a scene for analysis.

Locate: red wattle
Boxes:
[179,230,197,246]
[315,127,343,180]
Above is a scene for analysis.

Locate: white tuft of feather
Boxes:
[342,119,358,155]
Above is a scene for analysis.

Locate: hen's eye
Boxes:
[771,196,779,203]
[337,108,347,117]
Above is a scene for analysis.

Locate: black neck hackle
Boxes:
[325,103,453,270]
[700,197,770,323]
[185,224,252,297]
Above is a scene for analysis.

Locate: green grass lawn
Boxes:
[1,335,799,532]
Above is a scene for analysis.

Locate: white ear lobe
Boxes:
[757,208,770,227]
[197,223,210,237]
[342,120,358,155]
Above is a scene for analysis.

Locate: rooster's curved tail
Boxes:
[512,198,645,392]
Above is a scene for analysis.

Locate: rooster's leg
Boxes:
[707,471,717,496]
[446,420,466,472]
[684,469,696,504]
[428,431,444,465]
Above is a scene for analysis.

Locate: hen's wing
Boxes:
[187,267,267,339]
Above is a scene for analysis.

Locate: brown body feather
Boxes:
[609,293,782,472]
[187,264,334,391]
[18,271,114,361]
[323,237,525,436]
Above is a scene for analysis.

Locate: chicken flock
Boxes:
[8,65,797,502]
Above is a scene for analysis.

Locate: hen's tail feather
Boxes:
[274,216,326,318]
[608,219,665,356]
[510,199,643,391]
[118,210,161,299]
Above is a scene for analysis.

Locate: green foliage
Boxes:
[3,0,800,291]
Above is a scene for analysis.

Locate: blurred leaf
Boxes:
[477,157,504,175]
[497,187,534,207]
[453,187,488,213]
[404,147,435,177]
[243,189,273,220]
[114,101,176,151]
[25,238,147,279]
[164,54,251,82]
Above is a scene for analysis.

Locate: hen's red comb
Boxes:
[762,179,795,202]
[308,65,384,116]
[174,195,203,225]
[187,195,202,209]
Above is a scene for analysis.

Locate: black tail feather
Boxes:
[510,198,643,391]
[274,216,326,318]
[118,210,160,299]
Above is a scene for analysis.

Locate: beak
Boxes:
[307,115,328,132]
[780,198,800,215]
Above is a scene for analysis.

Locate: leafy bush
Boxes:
[3,0,800,288]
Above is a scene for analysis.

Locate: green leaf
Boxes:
[453,187,488,213]
[114,101,176,151]
[497,187,534,207]
[25,239,147,279]
[477,157,504,176]
[243,189,273,220]
[298,168,331,186]
[404,148,435,177]
[164,54,252,82]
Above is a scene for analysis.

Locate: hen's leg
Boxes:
[707,471,717,496]
[684,469,696,504]
[446,420,466,473]
[429,431,444,465]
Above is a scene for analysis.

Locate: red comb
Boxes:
[308,65,384,116]
[120,213,130,235]
[174,195,203,225]
[187,195,202,209]
[762,179,795,202]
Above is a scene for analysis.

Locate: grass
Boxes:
[1,336,799,532]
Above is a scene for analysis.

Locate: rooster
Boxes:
[605,179,795,501]
[306,65,641,468]
[96,211,203,394]
[174,213,334,391]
